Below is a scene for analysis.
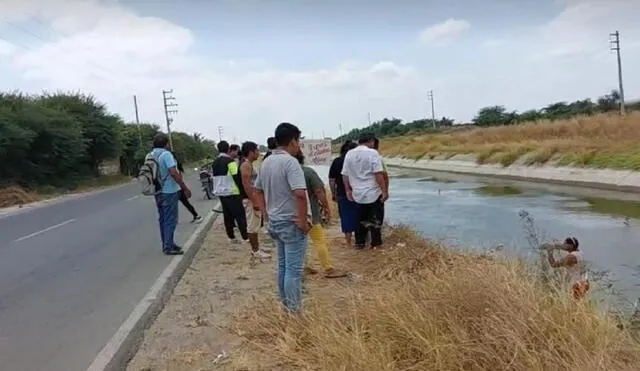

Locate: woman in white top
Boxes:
[543,237,590,300]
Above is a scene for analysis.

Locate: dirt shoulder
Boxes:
[127,219,351,371]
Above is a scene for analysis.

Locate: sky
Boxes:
[0,0,639,144]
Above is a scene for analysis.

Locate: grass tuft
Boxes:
[380,113,640,170]
[231,225,640,371]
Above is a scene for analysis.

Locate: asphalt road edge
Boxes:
[85,206,218,371]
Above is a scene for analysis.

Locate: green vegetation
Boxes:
[334,90,639,144]
[0,91,215,193]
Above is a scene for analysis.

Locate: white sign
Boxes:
[300,139,332,166]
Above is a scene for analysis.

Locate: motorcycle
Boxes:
[199,164,214,200]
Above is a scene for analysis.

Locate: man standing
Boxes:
[296,150,348,278]
[341,132,388,249]
[151,133,192,255]
[254,123,310,313]
[239,141,271,259]
[212,140,248,244]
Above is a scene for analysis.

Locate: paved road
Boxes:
[0,175,214,371]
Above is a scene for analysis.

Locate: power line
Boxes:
[162,89,178,150]
[609,30,626,116]
[428,90,436,128]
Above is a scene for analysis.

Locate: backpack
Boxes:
[137,152,162,196]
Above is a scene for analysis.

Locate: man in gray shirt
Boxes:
[255,122,310,314]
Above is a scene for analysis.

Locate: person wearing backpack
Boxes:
[143,133,192,255]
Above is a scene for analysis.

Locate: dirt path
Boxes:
[127,219,348,371]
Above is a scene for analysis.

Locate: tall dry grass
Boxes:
[380,113,640,169]
[231,226,640,371]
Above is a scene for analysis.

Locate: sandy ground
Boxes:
[127,218,349,371]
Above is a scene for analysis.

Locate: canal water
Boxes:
[311,165,640,311]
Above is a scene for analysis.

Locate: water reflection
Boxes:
[311,165,640,310]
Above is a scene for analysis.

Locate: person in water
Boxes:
[543,237,590,300]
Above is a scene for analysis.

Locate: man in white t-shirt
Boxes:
[340,132,388,249]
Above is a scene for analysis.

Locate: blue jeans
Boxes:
[268,220,308,313]
[155,192,180,253]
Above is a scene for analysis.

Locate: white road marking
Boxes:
[13,219,77,242]
[126,195,141,201]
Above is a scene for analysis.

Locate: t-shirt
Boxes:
[211,154,240,196]
[341,145,384,204]
[151,148,181,194]
[328,156,347,197]
[302,166,325,224]
[254,149,307,223]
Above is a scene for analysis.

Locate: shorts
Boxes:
[572,280,590,300]
[243,199,262,234]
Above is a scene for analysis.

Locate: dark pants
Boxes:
[179,189,198,218]
[219,195,248,240]
[355,197,384,248]
[154,192,180,253]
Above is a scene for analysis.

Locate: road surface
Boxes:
[0,175,214,371]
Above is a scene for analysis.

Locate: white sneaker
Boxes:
[252,250,271,259]
[192,216,203,224]
[229,238,241,245]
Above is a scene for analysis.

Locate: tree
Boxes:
[0,91,215,190]
[473,106,517,127]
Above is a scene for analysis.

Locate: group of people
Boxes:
[146,125,589,313]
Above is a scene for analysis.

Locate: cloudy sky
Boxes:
[0,0,638,143]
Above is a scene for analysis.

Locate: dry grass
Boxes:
[380,113,640,169]
[0,186,38,208]
[232,226,640,371]
[0,175,131,209]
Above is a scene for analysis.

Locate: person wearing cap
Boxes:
[340,132,388,249]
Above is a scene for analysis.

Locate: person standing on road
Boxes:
[212,140,249,244]
[172,151,203,224]
[328,140,358,247]
[239,141,271,259]
[296,150,348,278]
[151,133,192,255]
[254,123,310,313]
[341,132,388,249]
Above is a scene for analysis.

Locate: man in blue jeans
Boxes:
[151,133,192,255]
[254,123,311,313]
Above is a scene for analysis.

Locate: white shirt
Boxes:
[341,145,384,204]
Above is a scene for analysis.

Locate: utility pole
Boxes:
[133,95,142,147]
[338,123,343,136]
[428,90,436,128]
[217,125,224,142]
[367,112,371,125]
[162,89,178,150]
[609,31,626,115]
